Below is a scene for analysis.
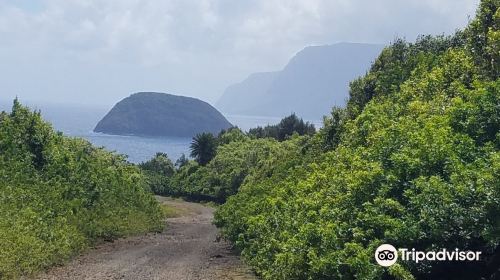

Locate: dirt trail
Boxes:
[37,197,257,280]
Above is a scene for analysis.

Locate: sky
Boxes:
[0,0,480,107]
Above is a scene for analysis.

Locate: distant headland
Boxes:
[94,92,232,137]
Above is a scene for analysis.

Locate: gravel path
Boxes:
[36,197,257,280]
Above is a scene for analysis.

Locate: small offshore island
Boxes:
[94,92,233,137]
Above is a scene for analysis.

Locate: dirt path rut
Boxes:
[37,197,257,280]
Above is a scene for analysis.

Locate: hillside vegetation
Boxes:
[0,100,163,279]
[139,114,315,203]
[213,1,499,279]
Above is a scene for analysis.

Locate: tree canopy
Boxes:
[190,132,218,166]
[248,113,316,141]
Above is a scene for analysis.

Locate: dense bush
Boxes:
[0,100,163,279]
[248,113,316,141]
[346,34,465,121]
[214,1,500,279]
[166,135,310,202]
[139,152,176,195]
[143,121,316,202]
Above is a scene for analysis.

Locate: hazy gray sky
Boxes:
[0,0,479,107]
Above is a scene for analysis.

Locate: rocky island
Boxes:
[94,92,232,137]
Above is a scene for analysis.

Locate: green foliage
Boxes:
[139,152,176,196]
[142,116,315,200]
[140,152,175,177]
[0,101,163,279]
[214,2,500,279]
[248,113,316,141]
[190,132,218,166]
[318,106,347,151]
[346,34,465,120]
[142,128,313,203]
[175,153,189,168]
[169,136,309,202]
[217,127,248,145]
[465,0,500,79]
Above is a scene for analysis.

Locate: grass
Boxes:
[160,204,187,218]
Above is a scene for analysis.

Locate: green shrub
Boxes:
[214,2,500,279]
[0,100,163,279]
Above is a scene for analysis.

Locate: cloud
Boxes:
[0,0,480,105]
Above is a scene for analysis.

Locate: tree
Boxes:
[248,113,315,141]
[175,153,189,168]
[190,132,217,166]
[320,106,347,150]
[139,152,175,177]
[465,0,499,79]
[217,127,247,145]
[277,113,315,140]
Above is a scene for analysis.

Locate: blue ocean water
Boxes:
[0,101,322,163]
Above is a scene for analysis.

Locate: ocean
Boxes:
[0,101,322,163]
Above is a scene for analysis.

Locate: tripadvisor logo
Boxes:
[375,244,398,267]
[374,244,482,267]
